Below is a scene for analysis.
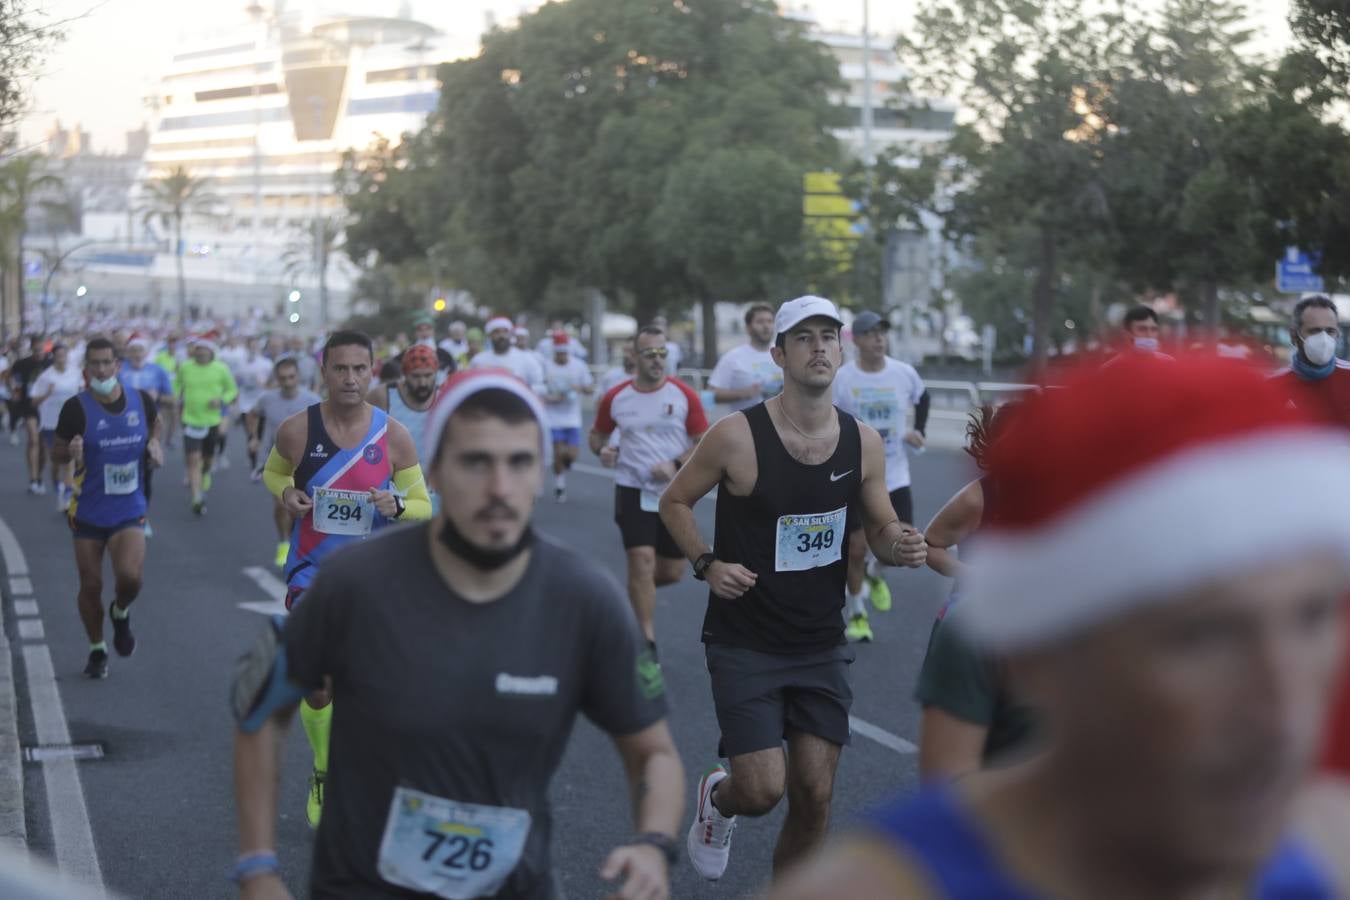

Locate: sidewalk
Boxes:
[0,451,29,851]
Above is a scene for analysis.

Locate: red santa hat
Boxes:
[191,331,220,355]
[959,353,1350,651]
[552,331,570,347]
[126,332,150,351]
[484,316,513,335]
[423,368,551,468]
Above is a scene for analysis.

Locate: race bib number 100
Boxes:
[774,507,846,572]
[377,786,532,899]
[313,487,375,536]
[104,460,139,496]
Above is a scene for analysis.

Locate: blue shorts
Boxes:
[69,516,145,543]
[550,427,581,448]
[40,428,55,448]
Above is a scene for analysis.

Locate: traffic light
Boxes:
[288,290,301,303]
[433,297,447,312]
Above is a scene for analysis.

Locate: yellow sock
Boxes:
[300,701,332,772]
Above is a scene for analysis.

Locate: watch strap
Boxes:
[628,832,677,866]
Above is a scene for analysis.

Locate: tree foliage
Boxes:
[137,166,221,324]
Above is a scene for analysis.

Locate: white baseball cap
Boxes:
[774,295,844,336]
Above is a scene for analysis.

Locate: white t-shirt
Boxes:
[439,338,468,360]
[231,354,274,413]
[468,348,545,392]
[535,337,589,361]
[539,356,594,430]
[708,343,782,412]
[33,365,84,431]
[665,341,683,373]
[593,378,708,496]
[599,367,631,396]
[833,358,926,491]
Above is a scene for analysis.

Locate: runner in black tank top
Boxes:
[703,402,861,653]
[657,295,930,881]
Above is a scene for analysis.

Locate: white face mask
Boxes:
[90,375,119,396]
[1302,332,1338,367]
[1133,336,1159,353]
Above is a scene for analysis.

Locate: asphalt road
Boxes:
[0,423,976,900]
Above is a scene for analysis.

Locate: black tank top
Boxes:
[702,402,862,654]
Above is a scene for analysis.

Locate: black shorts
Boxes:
[9,401,36,423]
[613,486,681,558]
[889,485,914,526]
[69,516,145,543]
[183,425,220,457]
[705,642,855,757]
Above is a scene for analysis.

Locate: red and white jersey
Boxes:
[1270,361,1350,430]
[593,377,708,495]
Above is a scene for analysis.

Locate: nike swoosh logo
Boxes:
[830,470,853,482]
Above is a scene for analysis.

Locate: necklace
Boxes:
[775,397,836,440]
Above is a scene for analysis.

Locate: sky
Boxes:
[18,0,1288,154]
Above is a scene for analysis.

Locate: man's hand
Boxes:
[903,430,926,450]
[649,460,677,483]
[369,488,398,518]
[600,843,669,900]
[707,561,757,600]
[281,486,313,518]
[891,529,927,569]
[68,435,84,464]
[744,382,763,400]
[208,398,222,411]
[146,437,164,468]
[240,873,293,900]
[600,445,619,468]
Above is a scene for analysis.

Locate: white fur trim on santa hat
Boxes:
[126,334,150,350]
[958,429,1350,652]
[485,317,513,334]
[423,369,551,468]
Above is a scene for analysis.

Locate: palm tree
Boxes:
[0,153,65,335]
[137,166,219,324]
[281,216,345,328]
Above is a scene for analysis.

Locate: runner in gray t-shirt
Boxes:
[232,370,685,899]
[245,356,321,569]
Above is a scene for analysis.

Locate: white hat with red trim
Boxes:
[423,368,551,468]
[959,353,1350,651]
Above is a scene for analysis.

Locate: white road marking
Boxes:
[16,620,43,641]
[239,567,289,617]
[0,511,103,890]
[849,715,918,755]
[21,646,103,890]
[13,600,38,618]
[8,577,32,597]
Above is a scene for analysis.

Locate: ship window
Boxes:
[345,93,438,116]
[195,83,283,103]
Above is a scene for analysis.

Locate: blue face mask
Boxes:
[90,375,119,396]
[1133,337,1159,353]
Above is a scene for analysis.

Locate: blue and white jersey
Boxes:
[71,389,150,526]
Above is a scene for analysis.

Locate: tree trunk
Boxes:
[1202,279,1219,334]
[701,295,718,370]
[319,253,329,330]
[174,214,186,325]
[15,224,26,336]
[1030,225,1057,372]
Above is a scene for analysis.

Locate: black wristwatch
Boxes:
[392,495,406,519]
[692,552,716,581]
[628,832,678,867]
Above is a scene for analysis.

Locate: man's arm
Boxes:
[659,416,758,599]
[365,383,390,410]
[378,418,432,520]
[857,425,926,568]
[918,707,989,782]
[923,481,984,579]
[598,721,685,897]
[234,709,297,898]
[50,396,85,466]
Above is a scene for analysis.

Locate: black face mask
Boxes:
[438,516,534,571]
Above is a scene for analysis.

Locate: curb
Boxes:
[0,515,27,851]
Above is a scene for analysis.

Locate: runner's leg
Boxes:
[773,730,841,874]
[625,546,658,643]
[73,537,107,645]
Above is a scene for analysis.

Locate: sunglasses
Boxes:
[639,348,669,359]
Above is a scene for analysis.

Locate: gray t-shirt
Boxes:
[254,388,320,457]
[284,525,667,899]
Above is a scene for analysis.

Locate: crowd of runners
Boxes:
[2,293,1349,899]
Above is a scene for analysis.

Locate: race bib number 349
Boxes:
[377,787,532,899]
[774,507,846,572]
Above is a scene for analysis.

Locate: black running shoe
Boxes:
[83,649,108,679]
[110,603,136,657]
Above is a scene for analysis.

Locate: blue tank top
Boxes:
[867,785,1335,899]
[72,389,149,527]
[387,386,429,458]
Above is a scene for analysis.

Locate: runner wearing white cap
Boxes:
[469,317,545,392]
[768,353,1350,900]
[233,367,685,899]
[660,295,928,881]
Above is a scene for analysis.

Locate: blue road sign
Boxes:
[1276,247,1324,294]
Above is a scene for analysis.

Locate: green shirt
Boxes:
[914,604,1037,765]
[176,359,237,428]
[153,350,179,377]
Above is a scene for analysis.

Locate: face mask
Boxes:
[1302,332,1337,367]
[90,376,119,396]
[1133,337,1159,353]
[438,518,534,571]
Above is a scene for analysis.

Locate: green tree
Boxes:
[900,0,1120,369]
[343,0,845,355]
[0,152,64,334]
[0,1,61,130]
[282,216,345,328]
[1291,0,1350,88]
[137,166,220,324]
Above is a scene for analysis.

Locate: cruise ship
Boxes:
[120,1,449,320]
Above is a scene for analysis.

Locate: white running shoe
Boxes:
[688,764,736,880]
